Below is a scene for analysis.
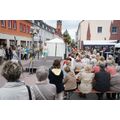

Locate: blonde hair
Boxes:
[84,65,92,72]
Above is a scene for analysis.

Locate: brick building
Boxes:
[0,20,32,47]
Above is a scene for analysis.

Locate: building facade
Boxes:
[0,20,63,49]
[76,20,120,41]
[30,20,63,49]
[0,20,32,47]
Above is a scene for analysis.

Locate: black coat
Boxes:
[94,70,111,92]
[48,68,64,93]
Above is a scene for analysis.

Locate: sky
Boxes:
[44,20,80,40]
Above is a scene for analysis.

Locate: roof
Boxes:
[46,38,64,44]
[83,40,117,45]
[115,43,120,48]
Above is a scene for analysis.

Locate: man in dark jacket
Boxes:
[94,64,111,100]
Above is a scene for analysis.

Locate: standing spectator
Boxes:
[17,45,21,60]
[0,45,5,65]
[0,61,35,100]
[5,46,9,60]
[32,66,56,100]
[48,59,64,100]
[93,64,111,100]
[42,43,48,58]
[9,46,13,60]
[11,46,19,63]
[21,46,24,60]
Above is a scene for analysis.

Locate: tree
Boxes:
[63,30,71,45]
[70,39,76,48]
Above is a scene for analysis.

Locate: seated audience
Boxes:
[78,65,95,97]
[32,66,56,100]
[49,59,64,100]
[93,64,111,100]
[0,61,35,100]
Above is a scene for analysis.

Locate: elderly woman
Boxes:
[78,65,95,95]
[32,66,56,100]
[0,61,35,100]
[110,66,120,99]
[106,60,116,76]
[64,66,77,91]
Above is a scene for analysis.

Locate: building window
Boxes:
[40,23,42,27]
[26,26,30,33]
[42,24,44,28]
[13,20,17,29]
[23,24,26,32]
[52,29,55,33]
[112,26,117,34]
[8,20,12,29]
[1,20,6,27]
[20,23,23,32]
[97,27,102,33]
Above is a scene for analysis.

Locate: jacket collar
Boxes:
[3,81,25,88]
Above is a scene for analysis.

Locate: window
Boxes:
[42,24,44,28]
[26,26,30,33]
[97,27,102,33]
[13,20,17,29]
[23,24,26,32]
[112,26,117,33]
[8,20,12,29]
[20,23,23,32]
[1,20,6,27]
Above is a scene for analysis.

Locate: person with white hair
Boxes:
[78,65,95,97]
[110,66,120,99]
[90,54,97,66]
[32,66,56,100]
[81,55,90,66]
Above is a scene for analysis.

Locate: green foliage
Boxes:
[63,30,71,44]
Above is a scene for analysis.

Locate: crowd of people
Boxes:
[0,46,120,100]
[0,44,31,65]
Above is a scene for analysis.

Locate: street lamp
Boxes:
[29,26,39,74]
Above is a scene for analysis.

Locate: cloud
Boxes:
[44,20,80,39]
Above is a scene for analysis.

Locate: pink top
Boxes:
[106,66,117,76]
[92,66,100,73]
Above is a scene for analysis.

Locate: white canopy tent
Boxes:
[83,40,117,46]
[46,38,65,59]
[115,43,120,48]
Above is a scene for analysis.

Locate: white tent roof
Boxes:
[46,38,64,44]
[115,43,120,48]
[83,40,117,45]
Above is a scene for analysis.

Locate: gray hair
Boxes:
[116,66,120,72]
[2,61,22,82]
[36,66,48,81]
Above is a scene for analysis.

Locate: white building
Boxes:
[32,20,63,49]
[76,20,120,49]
